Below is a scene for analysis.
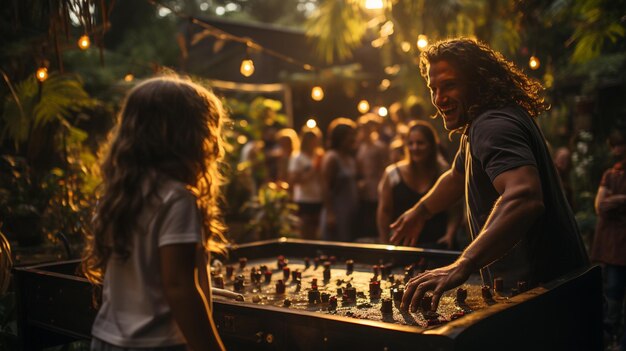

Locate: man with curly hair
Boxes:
[390,38,589,312]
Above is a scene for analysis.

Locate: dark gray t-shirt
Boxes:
[453,106,588,288]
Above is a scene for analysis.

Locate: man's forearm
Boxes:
[460,191,544,271]
[416,169,464,215]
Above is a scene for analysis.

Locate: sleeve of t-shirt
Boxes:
[157,191,202,247]
[470,111,536,182]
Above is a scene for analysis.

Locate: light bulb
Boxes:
[78,35,90,50]
[240,59,255,77]
[401,41,411,52]
[364,0,383,10]
[529,56,540,70]
[311,86,324,101]
[417,34,428,50]
[36,67,48,82]
[124,74,134,82]
[377,106,388,117]
[357,100,370,114]
[306,118,317,128]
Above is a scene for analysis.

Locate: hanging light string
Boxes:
[148,0,317,72]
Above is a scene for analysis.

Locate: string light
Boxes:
[77,35,91,50]
[124,74,134,82]
[377,106,388,117]
[401,41,411,52]
[357,100,370,114]
[306,118,317,128]
[417,34,428,50]
[240,59,255,77]
[379,79,391,91]
[529,55,540,70]
[236,135,248,144]
[36,67,48,82]
[364,0,384,10]
[311,86,324,101]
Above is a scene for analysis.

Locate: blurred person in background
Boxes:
[289,126,324,240]
[378,120,460,248]
[591,128,626,351]
[356,113,390,240]
[320,118,358,242]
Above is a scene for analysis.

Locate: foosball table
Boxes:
[13,238,603,350]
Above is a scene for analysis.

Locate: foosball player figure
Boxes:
[260,265,268,272]
[517,280,528,293]
[283,298,292,307]
[321,292,330,303]
[329,296,338,310]
[346,259,354,275]
[234,275,245,292]
[329,256,337,264]
[311,278,318,289]
[493,277,504,293]
[381,297,393,314]
[323,262,331,282]
[283,266,291,281]
[314,257,320,269]
[277,255,287,269]
[304,257,310,269]
[392,287,404,302]
[264,269,273,283]
[456,287,467,304]
[372,264,380,278]
[291,269,301,281]
[276,279,286,294]
[336,287,343,296]
[404,266,414,283]
[239,257,247,270]
[295,279,302,292]
[381,264,392,279]
[214,274,225,289]
[344,283,357,303]
[226,265,234,278]
[249,267,258,283]
[481,285,493,301]
[369,280,381,299]
[253,269,263,284]
[308,287,321,304]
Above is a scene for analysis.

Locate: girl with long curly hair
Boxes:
[82,76,228,351]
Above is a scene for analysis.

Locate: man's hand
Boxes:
[389,203,429,247]
[401,257,475,312]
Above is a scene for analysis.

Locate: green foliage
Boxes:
[1,73,97,149]
[244,182,299,240]
[567,0,626,64]
[305,0,367,63]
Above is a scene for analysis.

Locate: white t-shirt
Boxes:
[92,178,201,348]
[288,152,322,203]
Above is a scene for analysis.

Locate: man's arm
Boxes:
[401,165,545,312]
[595,185,626,214]
[390,167,464,246]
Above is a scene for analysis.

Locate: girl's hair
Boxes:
[405,120,440,168]
[82,76,228,283]
[327,117,356,150]
[419,38,549,122]
[299,125,323,154]
[276,128,300,155]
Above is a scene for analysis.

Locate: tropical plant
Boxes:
[244,182,299,240]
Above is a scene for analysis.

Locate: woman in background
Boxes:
[377,120,460,249]
[289,126,324,240]
[320,118,358,242]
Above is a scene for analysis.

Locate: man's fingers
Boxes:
[430,287,444,311]
[409,282,429,313]
[402,274,424,309]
